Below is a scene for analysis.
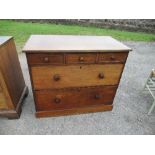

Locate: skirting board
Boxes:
[36,104,113,118]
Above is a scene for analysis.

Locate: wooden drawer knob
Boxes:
[53,74,61,81]
[95,94,102,99]
[54,96,61,103]
[110,55,115,60]
[98,73,104,79]
[79,56,84,61]
[44,57,49,62]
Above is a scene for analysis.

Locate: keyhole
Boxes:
[80,66,82,69]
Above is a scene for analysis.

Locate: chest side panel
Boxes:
[0,39,25,107]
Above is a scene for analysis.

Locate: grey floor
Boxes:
[0,41,155,135]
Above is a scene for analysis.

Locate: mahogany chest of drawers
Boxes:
[23,35,131,118]
[0,36,28,119]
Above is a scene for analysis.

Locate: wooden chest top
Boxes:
[23,35,132,52]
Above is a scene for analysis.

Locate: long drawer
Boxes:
[34,86,117,111]
[31,64,124,90]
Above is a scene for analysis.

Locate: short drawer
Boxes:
[26,53,64,65]
[31,64,124,90]
[98,52,128,63]
[66,53,96,64]
[35,86,117,111]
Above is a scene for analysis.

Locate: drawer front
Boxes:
[98,52,128,63]
[66,53,96,64]
[27,53,64,65]
[31,64,124,90]
[35,86,117,111]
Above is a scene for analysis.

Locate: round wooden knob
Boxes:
[95,94,102,99]
[54,96,61,103]
[44,57,49,62]
[77,88,81,92]
[79,56,84,61]
[53,74,60,81]
[98,73,104,79]
[110,55,115,60]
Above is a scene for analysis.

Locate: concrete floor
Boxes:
[0,41,155,135]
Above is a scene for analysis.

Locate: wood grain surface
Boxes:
[66,53,96,64]
[36,104,113,118]
[23,35,132,52]
[23,35,131,118]
[0,37,28,119]
[31,64,124,90]
[0,69,12,110]
[0,92,7,110]
[35,86,117,111]
[27,53,64,65]
[98,52,128,63]
[0,39,26,107]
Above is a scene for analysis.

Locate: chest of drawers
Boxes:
[0,36,28,119]
[23,35,131,118]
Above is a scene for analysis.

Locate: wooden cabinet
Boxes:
[0,36,28,119]
[23,35,131,118]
